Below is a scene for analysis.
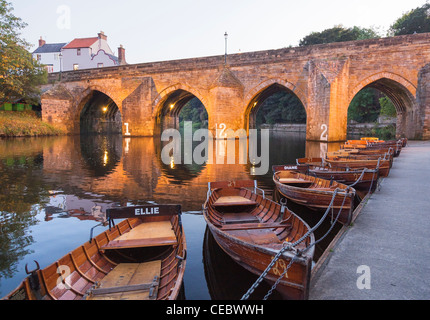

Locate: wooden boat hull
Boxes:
[307,167,379,193]
[207,223,312,300]
[3,206,187,301]
[273,172,356,225]
[324,159,391,178]
[203,180,315,300]
[274,165,378,194]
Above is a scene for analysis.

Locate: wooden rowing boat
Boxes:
[273,165,379,194]
[203,180,315,300]
[273,171,356,225]
[307,166,378,193]
[326,153,393,168]
[324,158,391,177]
[3,205,187,301]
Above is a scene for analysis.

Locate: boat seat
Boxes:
[213,196,257,207]
[222,222,292,231]
[223,212,260,225]
[101,221,177,250]
[279,178,313,184]
[230,229,282,246]
[87,261,161,300]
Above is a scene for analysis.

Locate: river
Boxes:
[0,131,344,300]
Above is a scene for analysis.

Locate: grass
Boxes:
[0,111,65,137]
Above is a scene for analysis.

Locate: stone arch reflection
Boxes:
[154,136,207,185]
[80,135,122,177]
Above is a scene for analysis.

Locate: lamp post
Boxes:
[59,52,63,81]
[224,32,228,65]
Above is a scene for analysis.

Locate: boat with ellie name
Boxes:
[3,204,187,301]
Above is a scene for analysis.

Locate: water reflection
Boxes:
[0,132,345,299]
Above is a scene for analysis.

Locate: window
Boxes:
[37,54,41,61]
[54,54,60,61]
[97,63,104,68]
[77,48,81,56]
[46,65,54,73]
[73,64,79,70]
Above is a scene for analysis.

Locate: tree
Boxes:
[379,97,397,117]
[256,91,306,126]
[299,25,380,46]
[390,2,430,36]
[348,88,382,123]
[0,0,46,105]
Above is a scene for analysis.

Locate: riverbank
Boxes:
[0,111,64,137]
[310,140,430,300]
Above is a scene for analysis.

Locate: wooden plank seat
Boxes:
[222,212,260,225]
[213,196,258,207]
[221,222,293,231]
[101,221,177,250]
[279,178,313,184]
[87,261,161,300]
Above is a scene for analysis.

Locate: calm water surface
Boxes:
[0,132,343,300]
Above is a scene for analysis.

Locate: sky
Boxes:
[9,0,429,65]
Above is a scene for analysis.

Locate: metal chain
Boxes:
[241,188,342,301]
[263,255,299,300]
[263,188,351,300]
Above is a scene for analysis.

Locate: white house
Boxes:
[32,37,67,73]
[33,32,126,73]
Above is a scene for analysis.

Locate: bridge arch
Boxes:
[348,72,418,139]
[153,84,209,135]
[77,88,123,135]
[244,79,308,132]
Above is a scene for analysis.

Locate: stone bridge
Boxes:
[42,33,430,141]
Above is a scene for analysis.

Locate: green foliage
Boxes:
[299,25,380,46]
[0,0,47,105]
[179,98,208,130]
[379,97,397,117]
[390,3,430,36]
[256,91,306,126]
[348,88,381,123]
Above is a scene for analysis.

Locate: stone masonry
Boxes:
[42,33,430,141]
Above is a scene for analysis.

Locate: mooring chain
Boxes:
[262,187,351,300]
[241,188,342,301]
[263,255,299,300]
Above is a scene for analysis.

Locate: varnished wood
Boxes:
[3,207,186,301]
[203,180,315,300]
[273,171,356,225]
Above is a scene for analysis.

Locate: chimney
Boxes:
[39,36,46,47]
[98,31,107,41]
[118,45,126,65]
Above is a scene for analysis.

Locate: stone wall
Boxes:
[43,33,430,141]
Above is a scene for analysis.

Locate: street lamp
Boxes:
[224,32,228,65]
[59,52,63,81]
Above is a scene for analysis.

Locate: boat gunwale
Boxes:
[273,171,356,197]
[203,186,316,265]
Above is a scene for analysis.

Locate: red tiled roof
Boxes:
[63,37,98,49]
